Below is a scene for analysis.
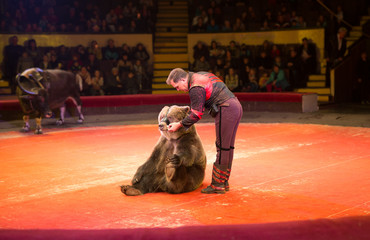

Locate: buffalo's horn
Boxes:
[17,75,40,95]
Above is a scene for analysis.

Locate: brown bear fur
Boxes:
[121,105,207,196]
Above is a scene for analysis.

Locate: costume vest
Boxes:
[188,71,235,110]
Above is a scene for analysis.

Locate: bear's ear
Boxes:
[181,106,190,113]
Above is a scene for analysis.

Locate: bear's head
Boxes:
[158,105,191,140]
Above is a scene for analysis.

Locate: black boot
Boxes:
[201,163,228,194]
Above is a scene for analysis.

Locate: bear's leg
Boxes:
[165,165,176,182]
[164,165,205,194]
[164,164,186,193]
[165,155,181,182]
[120,185,143,196]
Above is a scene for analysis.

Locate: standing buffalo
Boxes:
[16,68,84,134]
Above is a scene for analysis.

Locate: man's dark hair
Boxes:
[166,68,187,84]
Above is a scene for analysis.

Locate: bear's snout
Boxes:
[158,122,167,131]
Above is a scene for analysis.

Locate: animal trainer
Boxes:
[16,68,84,134]
[167,68,243,194]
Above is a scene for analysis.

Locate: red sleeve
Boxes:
[181,87,206,128]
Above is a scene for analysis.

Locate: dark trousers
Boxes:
[215,97,243,169]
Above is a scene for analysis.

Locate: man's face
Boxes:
[171,78,188,92]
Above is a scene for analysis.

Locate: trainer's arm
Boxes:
[181,86,206,128]
[168,87,206,132]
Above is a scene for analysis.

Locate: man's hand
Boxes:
[168,122,182,132]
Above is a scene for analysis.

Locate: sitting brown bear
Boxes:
[121,105,207,196]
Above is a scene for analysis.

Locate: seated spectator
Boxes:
[193,55,211,72]
[206,18,220,33]
[296,16,307,28]
[270,44,281,59]
[280,5,291,23]
[49,54,63,69]
[209,40,225,68]
[274,14,290,29]
[213,58,225,75]
[67,54,83,74]
[76,44,88,63]
[263,10,274,29]
[126,71,140,94]
[46,7,58,26]
[228,40,241,67]
[192,17,206,32]
[133,43,150,65]
[193,4,204,19]
[245,68,259,92]
[117,12,129,32]
[240,10,250,31]
[223,49,239,70]
[255,50,273,74]
[273,56,285,69]
[66,7,79,32]
[105,9,117,32]
[258,70,269,90]
[38,15,49,31]
[104,67,125,95]
[17,51,34,73]
[259,40,272,56]
[290,19,299,29]
[91,69,105,96]
[96,17,106,33]
[225,67,239,92]
[117,54,133,80]
[104,39,120,63]
[192,10,208,27]
[123,1,137,20]
[78,66,92,96]
[260,20,272,31]
[24,24,33,33]
[316,14,327,28]
[233,17,246,32]
[57,45,71,69]
[128,19,137,33]
[59,23,68,32]
[221,19,232,32]
[38,54,51,70]
[193,41,209,61]
[263,64,290,92]
[247,6,258,27]
[120,43,133,60]
[290,10,299,24]
[239,57,252,85]
[85,53,100,75]
[240,44,252,59]
[133,59,147,91]
[87,40,103,60]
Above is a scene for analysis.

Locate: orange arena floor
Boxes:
[0,122,369,239]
